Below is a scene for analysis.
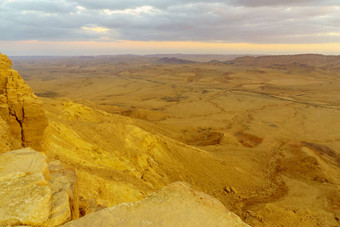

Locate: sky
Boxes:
[1,0,340,55]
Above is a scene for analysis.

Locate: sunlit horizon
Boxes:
[3,40,340,56]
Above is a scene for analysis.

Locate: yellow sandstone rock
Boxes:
[63,181,249,227]
[0,147,49,179]
[47,160,79,226]
[0,172,52,226]
[0,148,51,226]
[0,116,14,153]
[0,53,48,150]
[0,148,78,226]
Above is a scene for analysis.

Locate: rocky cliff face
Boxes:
[0,116,15,153]
[0,53,48,150]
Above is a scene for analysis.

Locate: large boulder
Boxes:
[0,148,78,226]
[63,181,249,227]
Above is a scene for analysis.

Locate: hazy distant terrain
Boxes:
[12,54,340,226]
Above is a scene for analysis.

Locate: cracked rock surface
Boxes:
[0,148,78,226]
[0,53,48,151]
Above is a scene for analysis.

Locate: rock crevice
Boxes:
[0,53,48,150]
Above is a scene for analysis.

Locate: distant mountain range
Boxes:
[10,54,340,70]
[226,54,340,70]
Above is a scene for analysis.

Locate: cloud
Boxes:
[101,6,161,16]
[0,0,340,44]
[81,25,110,33]
[67,0,222,10]
[231,0,340,7]
[2,0,77,13]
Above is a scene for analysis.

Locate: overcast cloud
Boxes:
[0,0,340,43]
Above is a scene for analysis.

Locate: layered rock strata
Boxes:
[0,53,48,150]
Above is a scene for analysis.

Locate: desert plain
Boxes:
[9,54,340,226]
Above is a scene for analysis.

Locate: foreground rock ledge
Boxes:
[0,148,78,226]
[63,181,249,227]
[0,148,248,226]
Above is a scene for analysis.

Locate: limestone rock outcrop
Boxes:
[0,148,78,226]
[63,181,249,227]
[0,53,48,151]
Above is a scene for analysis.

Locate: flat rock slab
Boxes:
[0,147,49,179]
[0,148,77,226]
[0,172,51,226]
